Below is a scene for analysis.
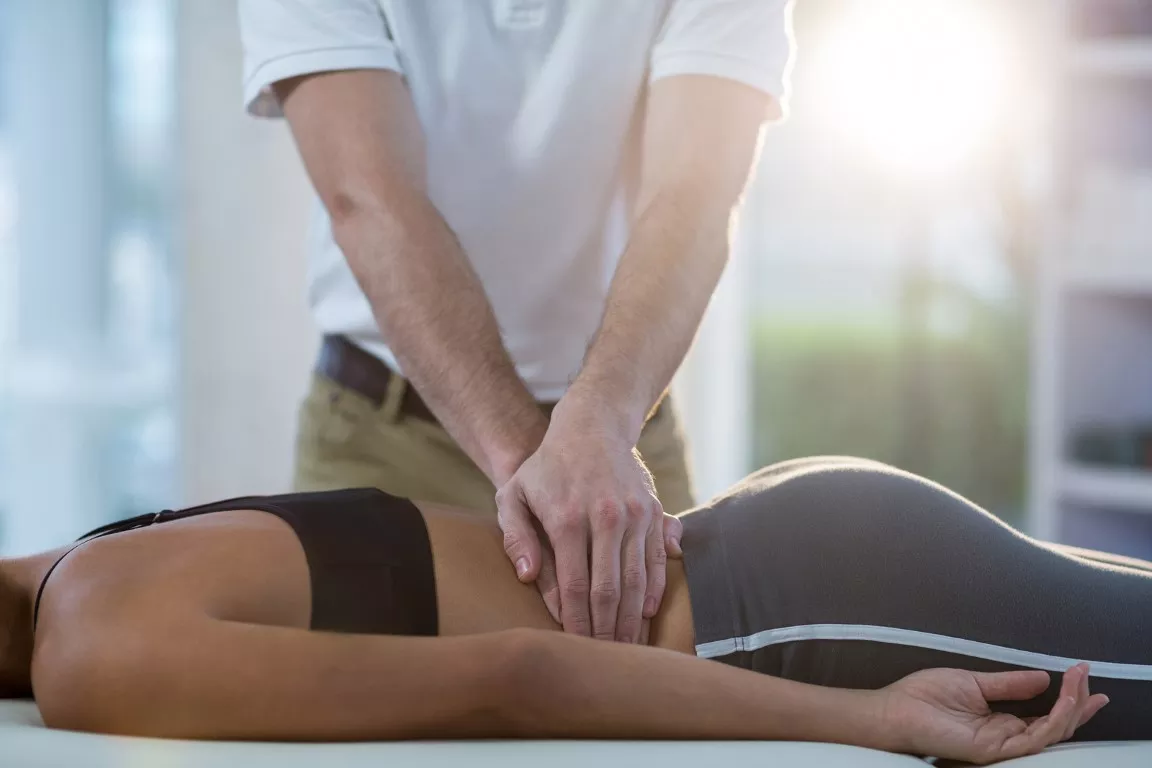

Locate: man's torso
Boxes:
[308,0,672,399]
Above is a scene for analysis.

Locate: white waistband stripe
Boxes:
[695,623,1152,681]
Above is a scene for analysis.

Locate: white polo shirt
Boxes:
[240,0,793,400]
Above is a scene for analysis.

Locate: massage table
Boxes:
[3,699,1151,767]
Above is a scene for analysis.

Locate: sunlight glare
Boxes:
[812,0,1013,180]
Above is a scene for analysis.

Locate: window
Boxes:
[0,0,176,555]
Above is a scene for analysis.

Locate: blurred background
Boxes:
[2,0,1152,560]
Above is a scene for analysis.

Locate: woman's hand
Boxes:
[879,662,1108,765]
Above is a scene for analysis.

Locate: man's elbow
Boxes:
[325,189,384,268]
[647,171,746,234]
[325,186,389,239]
[323,182,425,261]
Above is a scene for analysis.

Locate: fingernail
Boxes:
[643,596,657,617]
[671,537,682,554]
[515,558,529,578]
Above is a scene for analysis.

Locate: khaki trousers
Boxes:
[293,373,696,514]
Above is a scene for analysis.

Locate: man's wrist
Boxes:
[554,381,647,446]
[487,408,550,487]
[490,448,532,489]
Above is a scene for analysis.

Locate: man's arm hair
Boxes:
[490,75,773,641]
[566,75,772,440]
[275,70,547,485]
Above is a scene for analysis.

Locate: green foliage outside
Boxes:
[750,281,1029,527]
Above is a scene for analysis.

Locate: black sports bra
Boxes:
[32,488,438,637]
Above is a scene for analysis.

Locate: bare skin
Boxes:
[276,67,767,643]
[0,502,1104,763]
[420,503,695,653]
[15,504,694,656]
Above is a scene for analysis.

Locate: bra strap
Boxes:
[32,511,166,632]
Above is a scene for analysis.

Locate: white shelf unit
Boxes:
[1059,261,1152,295]
[1060,464,1152,510]
[1069,40,1152,76]
[1029,14,1152,560]
[1031,265,1152,558]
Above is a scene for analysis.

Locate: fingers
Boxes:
[616,518,647,643]
[535,544,562,625]
[997,694,1074,761]
[997,663,1105,761]
[1031,692,1077,747]
[1079,694,1110,728]
[639,618,651,646]
[1046,664,1086,745]
[588,501,627,641]
[551,514,593,636]
[642,512,668,620]
[495,482,543,582]
[1063,664,1109,739]
[1054,663,1103,742]
[975,669,1051,702]
[663,513,684,558]
[1063,663,1089,741]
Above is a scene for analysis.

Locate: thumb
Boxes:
[496,481,543,582]
[662,513,684,558]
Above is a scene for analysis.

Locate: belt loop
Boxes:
[380,370,408,423]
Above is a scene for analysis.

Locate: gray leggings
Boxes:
[679,457,1152,742]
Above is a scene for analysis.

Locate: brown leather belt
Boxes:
[317,335,441,422]
[317,335,564,425]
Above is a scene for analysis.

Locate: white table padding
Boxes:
[4,699,1152,768]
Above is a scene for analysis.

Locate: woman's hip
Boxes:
[678,457,1152,740]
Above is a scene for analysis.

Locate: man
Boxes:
[239,0,792,645]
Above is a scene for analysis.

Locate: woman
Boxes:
[0,457,1142,764]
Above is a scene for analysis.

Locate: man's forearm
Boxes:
[335,194,546,483]
[562,75,770,443]
[565,188,732,442]
[277,70,545,486]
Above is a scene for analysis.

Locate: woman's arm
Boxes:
[33,618,1093,762]
[34,614,880,742]
[503,631,1099,766]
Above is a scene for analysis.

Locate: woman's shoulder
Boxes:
[35,511,310,640]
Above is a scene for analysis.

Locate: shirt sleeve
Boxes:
[650,0,795,119]
[238,0,402,118]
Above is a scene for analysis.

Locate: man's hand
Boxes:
[879,663,1107,764]
[496,402,684,643]
[491,77,767,643]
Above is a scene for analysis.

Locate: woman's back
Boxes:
[34,499,692,649]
